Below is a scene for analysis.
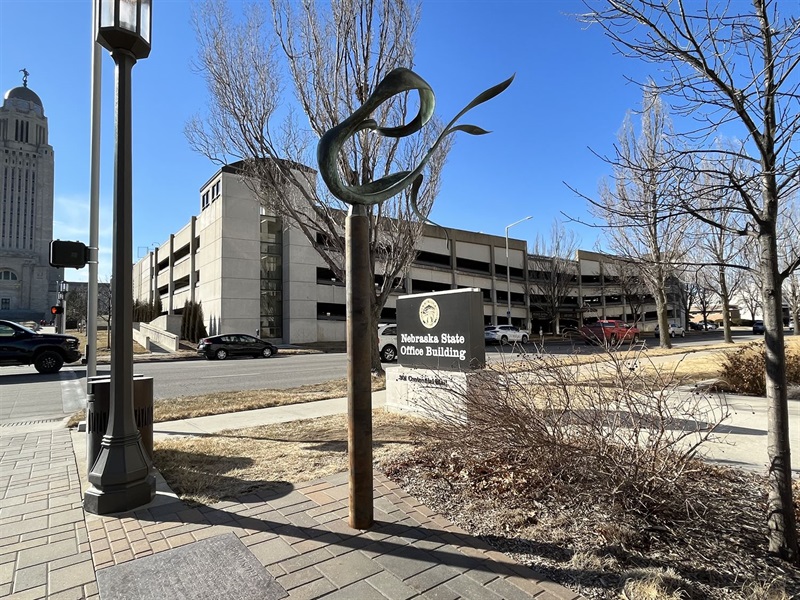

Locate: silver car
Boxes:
[484,325,529,345]
[654,322,685,338]
[378,324,398,362]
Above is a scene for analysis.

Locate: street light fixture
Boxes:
[58,281,69,334]
[84,0,154,515]
[505,216,532,325]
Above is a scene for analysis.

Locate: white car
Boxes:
[654,322,685,338]
[484,325,529,345]
[377,324,398,362]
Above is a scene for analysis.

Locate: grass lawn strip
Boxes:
[153,410,420,506]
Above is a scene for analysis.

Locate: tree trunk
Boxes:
[655,284,672,349]
[793,309,799,336]
[719,265,733,344]
[760,231,799,563]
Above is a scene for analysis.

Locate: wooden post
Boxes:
[346,204,373,529]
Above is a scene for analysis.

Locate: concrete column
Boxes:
[167,234,174,314]
[189,216,197,304]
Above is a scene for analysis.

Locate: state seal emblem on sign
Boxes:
[419,298,440,329]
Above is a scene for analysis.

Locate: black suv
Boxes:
[0,320,82,374]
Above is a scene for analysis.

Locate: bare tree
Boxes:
[689,168,750,342]
[671,267,699,330]
[779,200,800,335]
[529,220,580,334]
[583,0,800,562]
[187,0,452,370]
[586,86,690,349]
[694,266,721,328]
[785,273,800,335]
[66,286,87,326]
[613,260,648,325]
[739,272,763,323]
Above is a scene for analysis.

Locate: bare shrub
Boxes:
[741,580,790,600]
[407,346,729,519]
[719,342,800,396]
[620,567,685,600]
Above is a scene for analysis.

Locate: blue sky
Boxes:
[1,0,654,281]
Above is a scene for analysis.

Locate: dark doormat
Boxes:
[96,532,287,600]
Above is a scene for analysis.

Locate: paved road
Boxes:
[0,367,84,424]
[0,329,785,417]
[72,352,350,400]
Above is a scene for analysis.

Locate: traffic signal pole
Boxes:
[60,295,67,334]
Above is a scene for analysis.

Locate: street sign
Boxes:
[50,240,89,269]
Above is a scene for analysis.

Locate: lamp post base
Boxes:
[84,433,155,515]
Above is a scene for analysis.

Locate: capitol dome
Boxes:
[4,85,43,108]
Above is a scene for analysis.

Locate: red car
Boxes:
[579,320,640,346]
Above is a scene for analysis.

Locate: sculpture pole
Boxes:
[318,67,512,529]
[346,204,373,528]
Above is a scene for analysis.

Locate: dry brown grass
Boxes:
[153,409,420,505]
[152,375,385,422]
[68,328,148,355]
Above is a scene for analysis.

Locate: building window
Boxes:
[201,191,209,209]
[260,215,283,339]
[1,298,9,310]
[211,180,221,199]
[0,270,18,280]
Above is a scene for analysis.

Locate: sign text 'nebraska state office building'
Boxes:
[396,288,486,371]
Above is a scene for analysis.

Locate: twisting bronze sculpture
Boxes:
[318,67,513,212]
[317,67,512,529]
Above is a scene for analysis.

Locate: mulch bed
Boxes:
[382,449,800,600]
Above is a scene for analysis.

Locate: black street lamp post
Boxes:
[84,0,155,515]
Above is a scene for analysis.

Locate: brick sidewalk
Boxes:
[2,421,585,599]
[0,426,98,599]
[86,471,582,599]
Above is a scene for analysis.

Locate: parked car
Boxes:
[702,322,718,330]
[378,324,398,362]
[579,320,640,345]
[752,320,765,334]
[197,334,278,360]
[688,322,704,331]
[0,319,82,373]
[654,322,686,338]
[484,325,529,345]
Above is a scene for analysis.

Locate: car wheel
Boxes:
[34,351,63,374]
[261,347,273,358]
[381,345,397,362]
[681,331,685,337]
[500,335,509,345]
[609,334,618,346]
[521,335,528,344]
[670,331,674,338]
[215,348,228,360]
[631,333,639,344]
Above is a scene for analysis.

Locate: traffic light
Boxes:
[51,305,64,315]
[49,240,89,269]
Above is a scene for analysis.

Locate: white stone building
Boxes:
[132,163,531,343]
[0,73,62,321]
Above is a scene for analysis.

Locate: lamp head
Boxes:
[96,0,151,60]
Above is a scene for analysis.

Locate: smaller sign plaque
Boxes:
[396,288,485,371]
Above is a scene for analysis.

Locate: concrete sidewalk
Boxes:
[1,380,585,599]
[152,391,386,440]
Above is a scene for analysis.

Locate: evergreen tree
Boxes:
[180,300,190,340]
[195,302,208,341]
